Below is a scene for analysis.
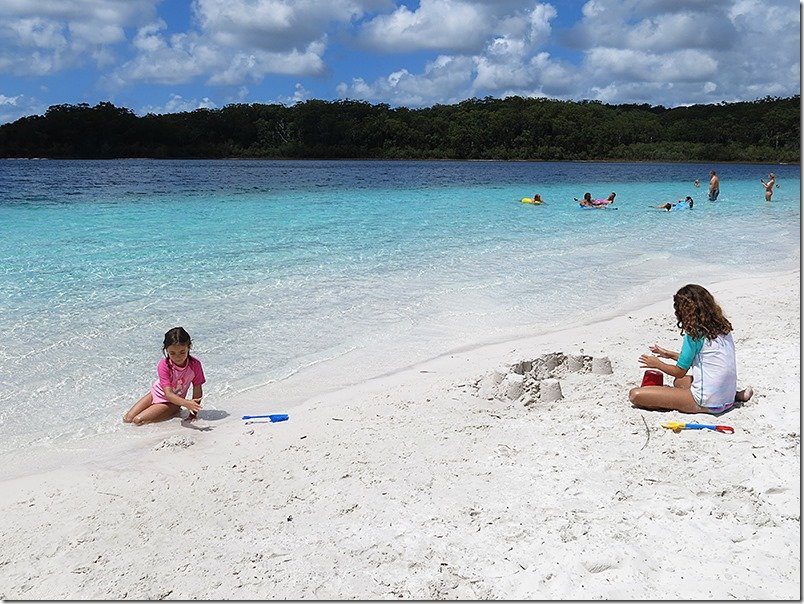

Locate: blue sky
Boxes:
[0,0,799,124]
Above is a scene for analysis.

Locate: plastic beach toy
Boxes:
[242,414,289,422]
[662,421,734,434]
[641,369,664,387]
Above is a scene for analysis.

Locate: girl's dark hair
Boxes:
[673,284,732,340]
[163,327,192,366]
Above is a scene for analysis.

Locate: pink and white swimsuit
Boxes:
[150,356,206,404]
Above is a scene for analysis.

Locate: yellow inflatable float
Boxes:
[520,197,544,205]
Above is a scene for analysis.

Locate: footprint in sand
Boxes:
[154,435,195,450]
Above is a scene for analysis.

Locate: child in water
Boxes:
[576,192,614,207]
[628,284,753,414]
[656,196,694,211]
[598,191,616,205]
[577,192,594,206]
[576,192,599,207]
[124,327,205,424]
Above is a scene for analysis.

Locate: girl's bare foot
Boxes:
[735,386,754,402]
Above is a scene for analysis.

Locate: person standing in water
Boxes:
[708,170,720,201]
[760,173,775,201]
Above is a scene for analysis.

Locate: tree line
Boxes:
[0,95,798,162]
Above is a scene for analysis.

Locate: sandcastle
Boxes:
[471,352,613,406]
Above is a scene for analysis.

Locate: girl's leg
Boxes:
[124,392,153,423]
[673,376,692,389]
[628,385,702,413]
[130,402,182,425]
[735,386,754,402]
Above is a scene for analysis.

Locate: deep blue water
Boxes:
[0,159,799,453]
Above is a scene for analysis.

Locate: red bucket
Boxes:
[641,370,664,387]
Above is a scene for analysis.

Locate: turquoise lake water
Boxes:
[0,159,800,454]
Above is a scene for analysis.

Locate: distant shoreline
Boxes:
[1,96,798,163]
[0,156,796,165]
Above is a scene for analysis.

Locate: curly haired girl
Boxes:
[629,284,753,414]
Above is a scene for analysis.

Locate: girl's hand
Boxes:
[649,344,670,358]
[639,354,661,369]
[183,398,203,414]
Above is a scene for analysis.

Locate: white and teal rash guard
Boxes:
[677,333,737,410]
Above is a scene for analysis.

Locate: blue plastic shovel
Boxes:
[242,414,289,422]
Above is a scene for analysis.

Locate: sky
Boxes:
[0,0,799,124]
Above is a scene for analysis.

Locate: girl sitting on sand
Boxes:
[629,284,753,414]
[124,327,205,424]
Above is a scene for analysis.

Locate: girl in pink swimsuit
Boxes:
[123,327,206,425]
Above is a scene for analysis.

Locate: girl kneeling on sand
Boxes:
[629,284,752,414]
[124,327,205,424]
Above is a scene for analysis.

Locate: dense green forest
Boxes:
[0,95,798,162]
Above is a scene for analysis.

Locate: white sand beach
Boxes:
[0,270,799,600]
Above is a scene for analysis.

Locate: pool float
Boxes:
[521,197,543,205]
[579,203,617,210]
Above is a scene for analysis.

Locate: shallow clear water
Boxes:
[0,159,799,453]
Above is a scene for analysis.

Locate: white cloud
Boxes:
[192,0,376,51]
[470,3,560,94]
[113,19,329,89]
[0,0,799,120]
[68,21,125,46]
[207,41,327,85]
[567,0,799,105]
[346,2,563,104]
[0,92,46,124]
[113,24,208,85]
[340,0,797,108]
[0,93,20,106]
[358,0,490,52]
[10,17,67,49]
[0,0,156,23]
[528,3,556,45]
[110,0,390,88]
[276,83,311,106]
[358,0,555,53]
[140,93,217,115]
[0,0,158,75]
[585,48,718,83]
[131,21,167,53]
[338,55,475,105]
